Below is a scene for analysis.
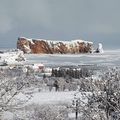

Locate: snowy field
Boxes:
[15,91,89,105]
[25,50,120,67]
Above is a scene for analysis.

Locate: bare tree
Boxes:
[13,104,68,120]
[0,67,33,117]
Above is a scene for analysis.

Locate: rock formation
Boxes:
[98,43,104,53]
[95,43,104,53]
[17,37,93,54]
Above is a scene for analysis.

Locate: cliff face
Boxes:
[17,37,93,54]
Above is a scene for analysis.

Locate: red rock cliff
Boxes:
[17,37,93,54]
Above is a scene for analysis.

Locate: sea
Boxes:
[25,50,120,67]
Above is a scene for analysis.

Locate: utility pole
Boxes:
[72,94,80,120]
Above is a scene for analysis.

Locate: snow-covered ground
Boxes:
[25,50,120,67]
[0,49,25,65]
[28,91,89,105]
[1,49,120,119]
[12,90,90,109]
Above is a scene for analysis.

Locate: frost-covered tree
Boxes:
[71,67,120,120]
[0,66,34,117]
[13,104,68,120]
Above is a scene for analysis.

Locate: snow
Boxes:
[0,48,120,120]
[27,38,35,45]
[20,91,90,106]
[14,92,29,101]
[68,112,82,119]
[46,39,93,49]
[22,37,93,43]
[1,111,14,120]
[1,49,120,119]
[45,39,92,45]
[71,39,93,44]
[9,90,90,106]
[28,91,74,105]
[20,37,35,45]
[3,91,89,119]
[0,50,26,65]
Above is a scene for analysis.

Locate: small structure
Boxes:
[32,63,44,72]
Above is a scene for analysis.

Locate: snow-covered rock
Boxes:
[98,43,104,53]
[95,43,104,53]
[17,37,93,54]
[23,45,31,53]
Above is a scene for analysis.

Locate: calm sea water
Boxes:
[25,50,120,67]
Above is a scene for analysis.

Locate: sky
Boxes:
[0,0,120,49]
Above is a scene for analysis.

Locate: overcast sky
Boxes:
[0,0,120,49]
